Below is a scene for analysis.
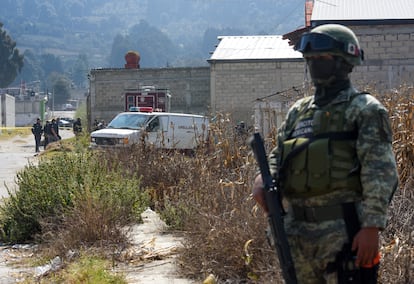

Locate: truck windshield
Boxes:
[107,113,151,130]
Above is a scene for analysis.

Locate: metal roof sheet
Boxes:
[311,0,414,21]
[209,35,302,61]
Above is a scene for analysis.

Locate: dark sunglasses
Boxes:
[294,32,363,59]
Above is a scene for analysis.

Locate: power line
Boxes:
[273,0,305,32]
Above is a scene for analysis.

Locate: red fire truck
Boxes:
[124,86,171,112]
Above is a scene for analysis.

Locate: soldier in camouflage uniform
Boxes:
[252,24,398,283]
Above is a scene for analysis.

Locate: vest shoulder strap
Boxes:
[282,88,367,166]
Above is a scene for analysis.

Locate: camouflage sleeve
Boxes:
[355,95,399,229]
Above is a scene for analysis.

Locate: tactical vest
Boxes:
[279,90,364,198]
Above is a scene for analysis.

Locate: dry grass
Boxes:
[132,89,412,283]
[99,113,283,282]
[6,87,411,283]
[377,86,414,283]
[0,127,31,141]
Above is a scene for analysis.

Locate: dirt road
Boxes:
[0,129,75,198]
[0,130,75,283]
[0,130,197,283]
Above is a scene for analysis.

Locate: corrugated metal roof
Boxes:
[311,0,414,21]
[209,35,302,61]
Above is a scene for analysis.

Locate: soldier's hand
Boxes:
[351,227,379,267]
[252,174,268,214]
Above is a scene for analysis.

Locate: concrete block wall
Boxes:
[210,59,305,126]
[15,99,41,126]
[350,24,414,90]
[88,24,414,133]
[88,67,210,128]
[209,24,414,129]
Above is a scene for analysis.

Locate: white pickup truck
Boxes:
[90,110,209,150]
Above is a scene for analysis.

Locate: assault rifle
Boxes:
[249,133,297,284]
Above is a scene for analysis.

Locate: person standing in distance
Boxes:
[252,24,398,283]
[31,118,43,153]
[51,118,60,141]
[53,118,62,140]
[73,117,82,135]
[43,120,52,149]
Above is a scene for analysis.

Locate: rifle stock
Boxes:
[250,133,297,284]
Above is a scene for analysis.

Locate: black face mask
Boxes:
[306,57,337,84]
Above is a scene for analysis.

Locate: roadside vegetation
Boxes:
[0,136,150,282]
[0,87,412,283]
[0,127,31,139]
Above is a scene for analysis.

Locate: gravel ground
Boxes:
[0,130,197,283]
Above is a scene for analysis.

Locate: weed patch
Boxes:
[0,151,150,249]
[32,253,127,284]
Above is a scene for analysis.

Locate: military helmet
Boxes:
[295,24,364,66]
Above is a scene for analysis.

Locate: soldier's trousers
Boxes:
[286,218,348,284]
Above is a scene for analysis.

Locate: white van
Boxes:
[90,110,209,150]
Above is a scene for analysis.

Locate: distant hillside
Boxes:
[0,0,305,68]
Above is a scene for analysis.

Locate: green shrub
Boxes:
[0,151,150,244]
[43,254,127,284]
[159,197,193,230]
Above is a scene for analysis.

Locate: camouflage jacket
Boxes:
[268,85,398,229]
